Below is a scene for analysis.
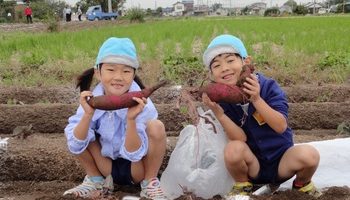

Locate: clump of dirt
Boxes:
[319,186,350,200]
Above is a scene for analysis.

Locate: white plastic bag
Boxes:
[161,109,234,199]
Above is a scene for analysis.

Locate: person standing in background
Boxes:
[65,6,72,22]
[24,5,33,23]
[77,6,82,21]
[63,6,66,21]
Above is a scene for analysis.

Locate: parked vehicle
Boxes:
[318,8,327,14]
[86,5,118,21]
[329,5,337,13]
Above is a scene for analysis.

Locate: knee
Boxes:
[224,140,246,163]
[300,145,320,167]
[146,119,166,142]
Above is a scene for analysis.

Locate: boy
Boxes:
[201,34,321,199]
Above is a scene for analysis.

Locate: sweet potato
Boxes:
[236,64,255,87]
[200,64,255,104]
[88,80,167,110]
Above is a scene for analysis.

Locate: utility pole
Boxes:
[108,0,112,13]
[313,0,316,14]
[207,0,209,14]
[343,0,345,13]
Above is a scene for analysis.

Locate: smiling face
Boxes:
[95,63,135,96]
[209,53,250,86]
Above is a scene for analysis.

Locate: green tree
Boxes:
[156,7,162,16]
[294,5,308,15]
[264,7,280,16]
[126,7,144,22]
[283,0,297,11]
[0,1,15,23]
[145,8,152,16]
[212,3,222,10]
[241,6,248,15]
[327,0,346,5]
[335,2,350,13]
[27,0,69,20]
[77,0,125,12]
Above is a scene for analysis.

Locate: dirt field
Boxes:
[1,20,350,200]
[0,83,350,200]
[0,20,127,33]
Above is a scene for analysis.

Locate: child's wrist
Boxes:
[215,113,225,122]
[126,117,136,123]
[251,96,262,104]
[83,112,94,119]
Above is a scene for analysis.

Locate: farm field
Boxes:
[0,16,350,200]
[0,84,349,200]
[1,15,350,87]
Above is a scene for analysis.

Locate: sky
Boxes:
[66,0,313,8]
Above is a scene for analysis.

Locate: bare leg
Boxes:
[224,140,259,182]
[64,141,111,197]
[74,140,112,177]
[278,144,320,183]
[131,120,166,181]
[77,149,102,177]
[87,140,112,177]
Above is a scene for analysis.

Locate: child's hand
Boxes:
[202,93,224,119]
[80,91,95,116]
[127,97,147,120]
[242,74,261,103]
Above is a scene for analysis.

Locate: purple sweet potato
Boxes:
[200,64,255,104]
[200,83,248,104]
[236,64,255,87]
[88,80,167,110]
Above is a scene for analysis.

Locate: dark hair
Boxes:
[76,67,95,92]
[134,74,145,89]
[76,65,145,92]
[209,53,242,70]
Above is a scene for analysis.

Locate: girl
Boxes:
[64,37,168,199]
[201,34,321,199]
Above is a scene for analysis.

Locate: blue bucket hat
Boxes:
[203,34,248,69]
[95,37,139,69]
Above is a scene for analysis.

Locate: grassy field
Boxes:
[0,15,349,87]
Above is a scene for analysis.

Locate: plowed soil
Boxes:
[1,84,350,200]
[1,20,350,200]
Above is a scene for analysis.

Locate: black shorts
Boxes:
[111,157,134,185]
[249,154,289,185]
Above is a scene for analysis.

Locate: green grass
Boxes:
[0,15,349,86]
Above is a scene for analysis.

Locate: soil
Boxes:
[0,85,349,134]
[0,20,129,33]
[1,22,350,200]
[0,84,349,200]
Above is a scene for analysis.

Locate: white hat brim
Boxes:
[203,45,240,69]
[96,55,139,69]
